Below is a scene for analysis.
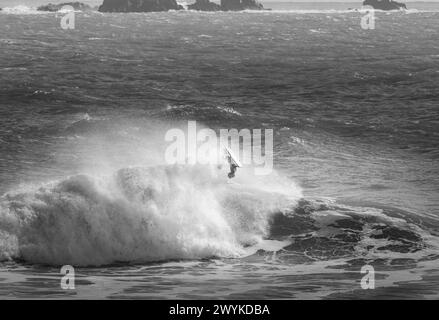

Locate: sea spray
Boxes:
[0,164,302,266]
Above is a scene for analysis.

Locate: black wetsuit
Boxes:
[228,163,238,179]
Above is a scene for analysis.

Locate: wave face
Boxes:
[266,198,439,263]
[0,164,300,266]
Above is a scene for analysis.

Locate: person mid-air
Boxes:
[224,146,241,179]
[228,161,238,179]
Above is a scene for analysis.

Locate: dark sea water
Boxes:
[0,4,438,299]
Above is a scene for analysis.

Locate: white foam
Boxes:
[1,5,45,15]
[0,163,301,266]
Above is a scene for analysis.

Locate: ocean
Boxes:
[0,2,438,299]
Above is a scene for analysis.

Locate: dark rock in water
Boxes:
[98,0,183,12]
[362,0,407,10]
[188,0,221,11]
[220,0,264,11]
[37,2,92,12]
[98,0,264,12]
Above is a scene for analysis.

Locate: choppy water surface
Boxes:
[0,6,438,299]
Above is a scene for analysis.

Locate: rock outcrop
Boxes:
[98,0,264,12]
[188,0,221,11]
[362,0,407,10]
[220,0,263,11]
[37,2,92,12]
[98,0,184,12]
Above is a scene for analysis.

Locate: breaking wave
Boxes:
[0,6,45,15]
[0,111,437,267]
[1,161,437,267]
[0,164,301,266]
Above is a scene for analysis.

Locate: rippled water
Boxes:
[0,8,438,299]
